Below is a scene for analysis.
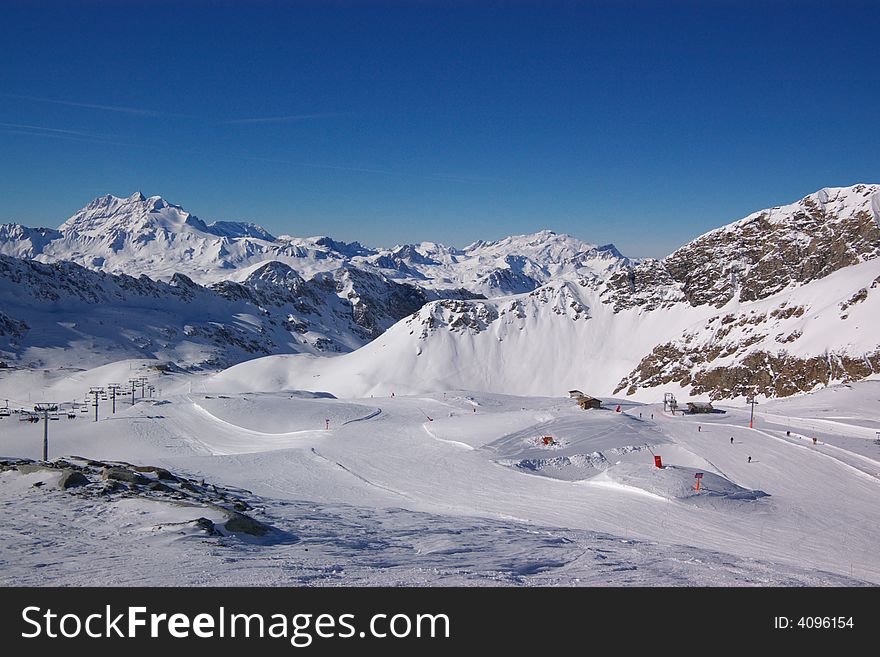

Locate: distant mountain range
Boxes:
[2,184,879,400]
[0,190,628,295]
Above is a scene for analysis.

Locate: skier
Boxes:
[639,412,642,419]
[730,437,734,444]
[651,413,654,420]
[698,425,701,432]
[747,456,752,463]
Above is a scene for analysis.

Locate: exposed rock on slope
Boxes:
[0,457,275,538]
[603,185,880,310]
[614,265,880,399]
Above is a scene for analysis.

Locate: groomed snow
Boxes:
[1,373,878,586]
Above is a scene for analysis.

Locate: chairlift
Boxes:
[67,412,77,420]
[0,408,10,418]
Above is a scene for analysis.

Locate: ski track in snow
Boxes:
[422,423,474,450]
[710,420,880,483]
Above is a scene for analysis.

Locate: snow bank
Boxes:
[591,462,768,502]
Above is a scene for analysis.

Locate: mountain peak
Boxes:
[56,192,276,243]
[596,243,623,258]
[244,260,305,289]
[463,229,613,265]
[59,192,186,235]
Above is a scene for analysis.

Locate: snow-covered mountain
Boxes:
[0,191,631,296]
[0,192,288,281]
[0,254,432,368]
[384,231,629,295]
[206,184,880,400]
[2,185,879,400]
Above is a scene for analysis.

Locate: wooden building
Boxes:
[578,395,602,410]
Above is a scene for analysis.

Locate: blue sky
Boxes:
[1,0,877,258]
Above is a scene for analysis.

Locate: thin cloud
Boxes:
[3,93,197,118]
[222,112,350,125]
[0,118,493,185]
[0,129,129,148]
[5,93,346,125]
[0,122,103,138]
[0,122,156,148]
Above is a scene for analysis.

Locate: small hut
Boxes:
[579,396,602,410]
[686,401,715,414]
[577,395,602,410]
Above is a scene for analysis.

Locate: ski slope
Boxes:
[1,370,878,585]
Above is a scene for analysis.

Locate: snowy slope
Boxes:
[206,257,880,400]
[1,381,878,585]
